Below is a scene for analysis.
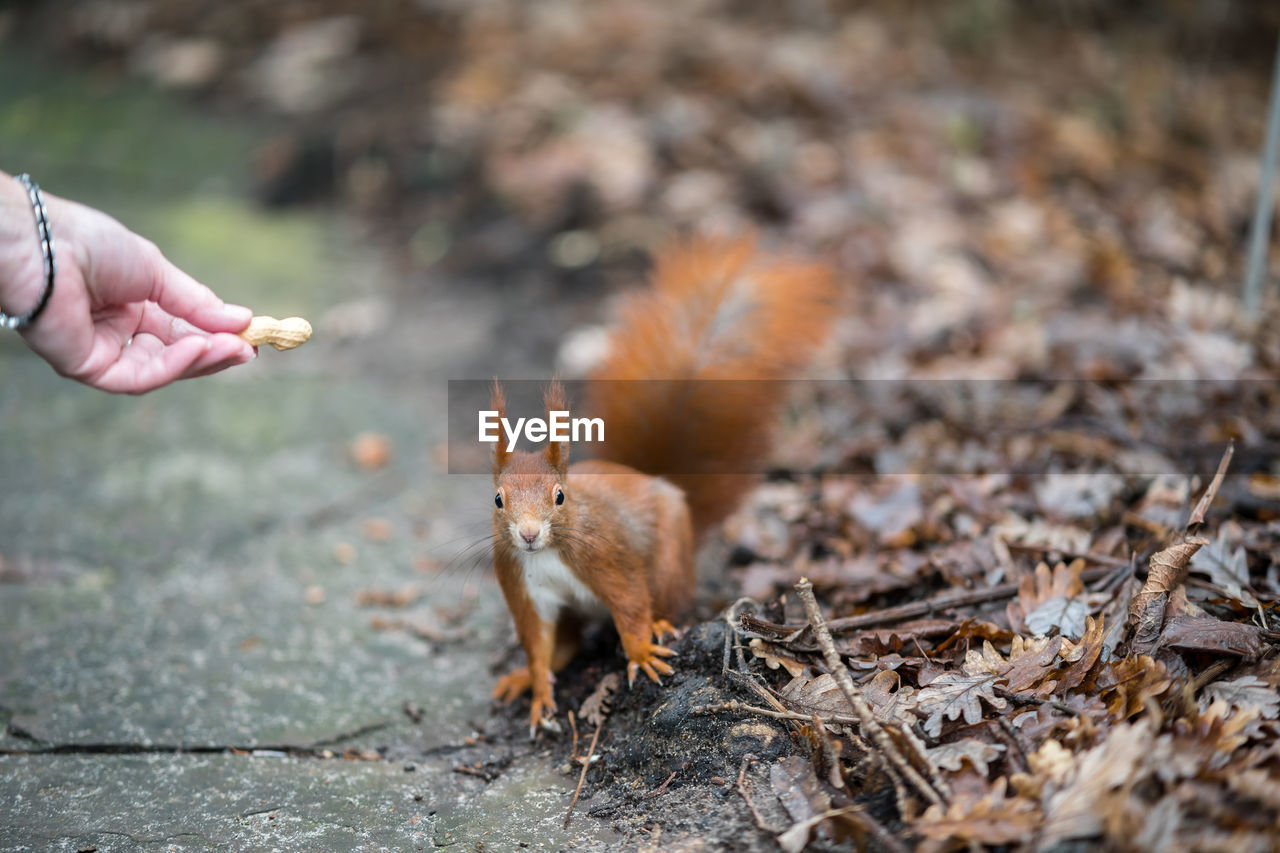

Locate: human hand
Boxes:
[0,172,257,394]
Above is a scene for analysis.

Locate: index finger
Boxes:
[142,240,253,334]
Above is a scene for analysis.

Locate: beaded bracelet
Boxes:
[0,173,56,330]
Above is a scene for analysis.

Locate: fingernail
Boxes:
[240,345,257,364]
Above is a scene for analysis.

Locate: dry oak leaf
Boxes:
[1174,699,1256,769]
[580,672,621,727]
[932,618,1015,653]
[771,755,830,825]
[1128,537,1207,652]
[917,672,1008,737]
[1161,612,1265,658]
[840,619,964,657]
[993,517,1091,566]
[915,777,1040,846]
[1094,654,1170,721]
[1199,675,1280,719]
[847,479,924,547]
[1129,793,1184,852]
[1026,738,1076,786]
[771,756,868,853]
[861,669,920,723]
[782,672,849,719]
[1007,559,1089,636]
[1033,470,1124,520]
[782,670,920,724]
[1039,719,1157,848]
[749,638,806,678]
[1051,616,1109,696]
[924,738,1007,777]
[1189,531,1259,608]
[963,636,1063,694]
[1025,595,1091,640]
[1225,767,1280,811]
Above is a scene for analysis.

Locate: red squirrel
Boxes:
[489,236,836,733]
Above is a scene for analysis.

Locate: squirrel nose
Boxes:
[519,526,540,544]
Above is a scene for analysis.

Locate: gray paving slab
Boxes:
[0,47,623,852]
[1,753,439,852]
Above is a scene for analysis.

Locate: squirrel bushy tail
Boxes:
[585,235,838,539]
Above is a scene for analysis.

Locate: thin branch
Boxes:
[794,578,948,808]
[736,753,778,833]
[691,700,859,726]
[1187,441,1235,529]
[1188,659,1235,696]
[643,771,677,799]
[743,567,1115,637]
[563,722,603,829]
[994,687,1080,717]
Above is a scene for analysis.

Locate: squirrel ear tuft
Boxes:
[543,379,569,474]
[491,379,510,476]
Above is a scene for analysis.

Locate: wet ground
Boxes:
[0,51,686,852]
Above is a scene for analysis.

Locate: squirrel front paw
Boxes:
[622,629,677,686]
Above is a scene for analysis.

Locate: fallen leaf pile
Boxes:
[719,443,1280,850]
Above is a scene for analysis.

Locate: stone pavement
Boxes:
[0,86,618,848]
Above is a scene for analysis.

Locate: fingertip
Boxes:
[224,303,253,329]
[184,302,254,334]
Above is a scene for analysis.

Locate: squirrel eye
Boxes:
[494,493,503,509]
[555,487,565,506]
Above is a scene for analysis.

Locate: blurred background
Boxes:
[3,0,1280,379]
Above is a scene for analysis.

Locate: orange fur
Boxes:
[587,234,837,536]
[490,237,836,734]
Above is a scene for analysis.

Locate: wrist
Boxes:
[0,172,49,323]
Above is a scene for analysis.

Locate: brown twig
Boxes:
[692,700,860,726]
[1125,443,1234,654]
[643,771,677,799]
[1188,441,1235,529]
[736,753,777,832]
[794,578,948,808]
[724,668,791,713]
[1188,659,1234,695]
[743,567,1114,636]
[452,764,496,781]
[563,722,602,829]
[994,686,1080,717]
[997,716,1031,774]
[568,709,579,761]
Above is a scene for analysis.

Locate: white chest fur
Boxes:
[517,548,607,622]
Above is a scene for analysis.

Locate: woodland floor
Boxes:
[4,2,1280,851]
